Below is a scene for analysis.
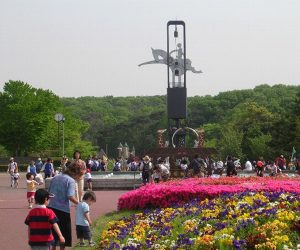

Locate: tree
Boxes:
[218,125,244,159]
[0,80,95,157]
[0,81,63,155]
[224,101,274,159]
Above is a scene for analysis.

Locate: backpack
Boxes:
[191,159,200,171]
[142,162,150,172]
[113,162,121,171]
[44,163,52,174]
[130,162,138,171]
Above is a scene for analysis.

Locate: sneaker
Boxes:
[89,242,96,247]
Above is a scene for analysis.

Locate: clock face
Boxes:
[54,113,64,121]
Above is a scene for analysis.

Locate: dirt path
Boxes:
[0,172,126,250]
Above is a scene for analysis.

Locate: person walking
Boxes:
[140,155,153,185]
[26,173,39,209]
[35,157,44,174]
[7,157,18,187]
[25,189,65,250]
[13,169,20,188]
[27,160,37,178]
[47,161,85,250]
[42,158,54,179]
[72,150,87,202]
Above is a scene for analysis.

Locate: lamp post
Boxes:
[62,116,65,156]
[54,113,65,157]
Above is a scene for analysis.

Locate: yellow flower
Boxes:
[195,234,214,246]
[255,241,276,249]
[277,210,295,221]
[272,235,290,244]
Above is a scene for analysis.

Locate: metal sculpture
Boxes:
[139,45,202,87]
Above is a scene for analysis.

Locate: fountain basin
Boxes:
[45,171,143,190]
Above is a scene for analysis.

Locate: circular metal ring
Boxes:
[171,127,199,148]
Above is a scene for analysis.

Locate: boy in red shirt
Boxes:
[25,189,65,250]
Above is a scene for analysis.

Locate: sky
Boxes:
[0,0,300,98]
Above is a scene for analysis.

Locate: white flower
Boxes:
[268,201,279,207]
[280,193,288,200]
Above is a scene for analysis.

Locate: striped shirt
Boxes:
[25,205,58,246]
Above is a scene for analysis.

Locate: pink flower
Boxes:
[118,176,300,210]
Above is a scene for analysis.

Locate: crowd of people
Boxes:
[111,153,300,180]
[5,151,300,249]
[6,151,96,249]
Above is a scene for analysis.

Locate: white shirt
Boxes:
[160,164,170,176]
[180,163,188,170]
[8,162,17,173]
[85,172,92,179]
[216,161,223,169]
[244,161,253,171]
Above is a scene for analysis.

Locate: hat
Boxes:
[143,155,150,161]
[280,155,284,158]
[35,189,54,204]
[10,157,14,161]
[37,157,41,161]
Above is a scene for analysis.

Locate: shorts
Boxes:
[76,225,92,240]
[27,192,35,199]
[30,246,50,250]
[48,207,72,247]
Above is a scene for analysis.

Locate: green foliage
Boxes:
[0,145,9,157]
[1,81,299,161]
[0,81,94,157]
[0,81,61,155]
[60,84,300,160]
[248,134,272,160]
[62,95,166,157]
[219,125,244,159]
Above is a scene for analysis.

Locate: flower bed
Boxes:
[118,176,300,210]
[100,190,300,249]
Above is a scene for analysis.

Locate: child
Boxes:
[75,191,96,247]
[26,173,39,209]
[42,158,54,178]
[13,169,20,188]
[25,189,65,249]
[180,159,188,178]
[113,158,121,171]
[85,168,92,191]
[152,165,161,183]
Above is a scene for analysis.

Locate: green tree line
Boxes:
[0,80,299,161]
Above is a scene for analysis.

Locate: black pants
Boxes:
[142,172,150,184]
[48,207,72,247]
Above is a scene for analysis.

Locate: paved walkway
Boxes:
[0,173,127,250]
